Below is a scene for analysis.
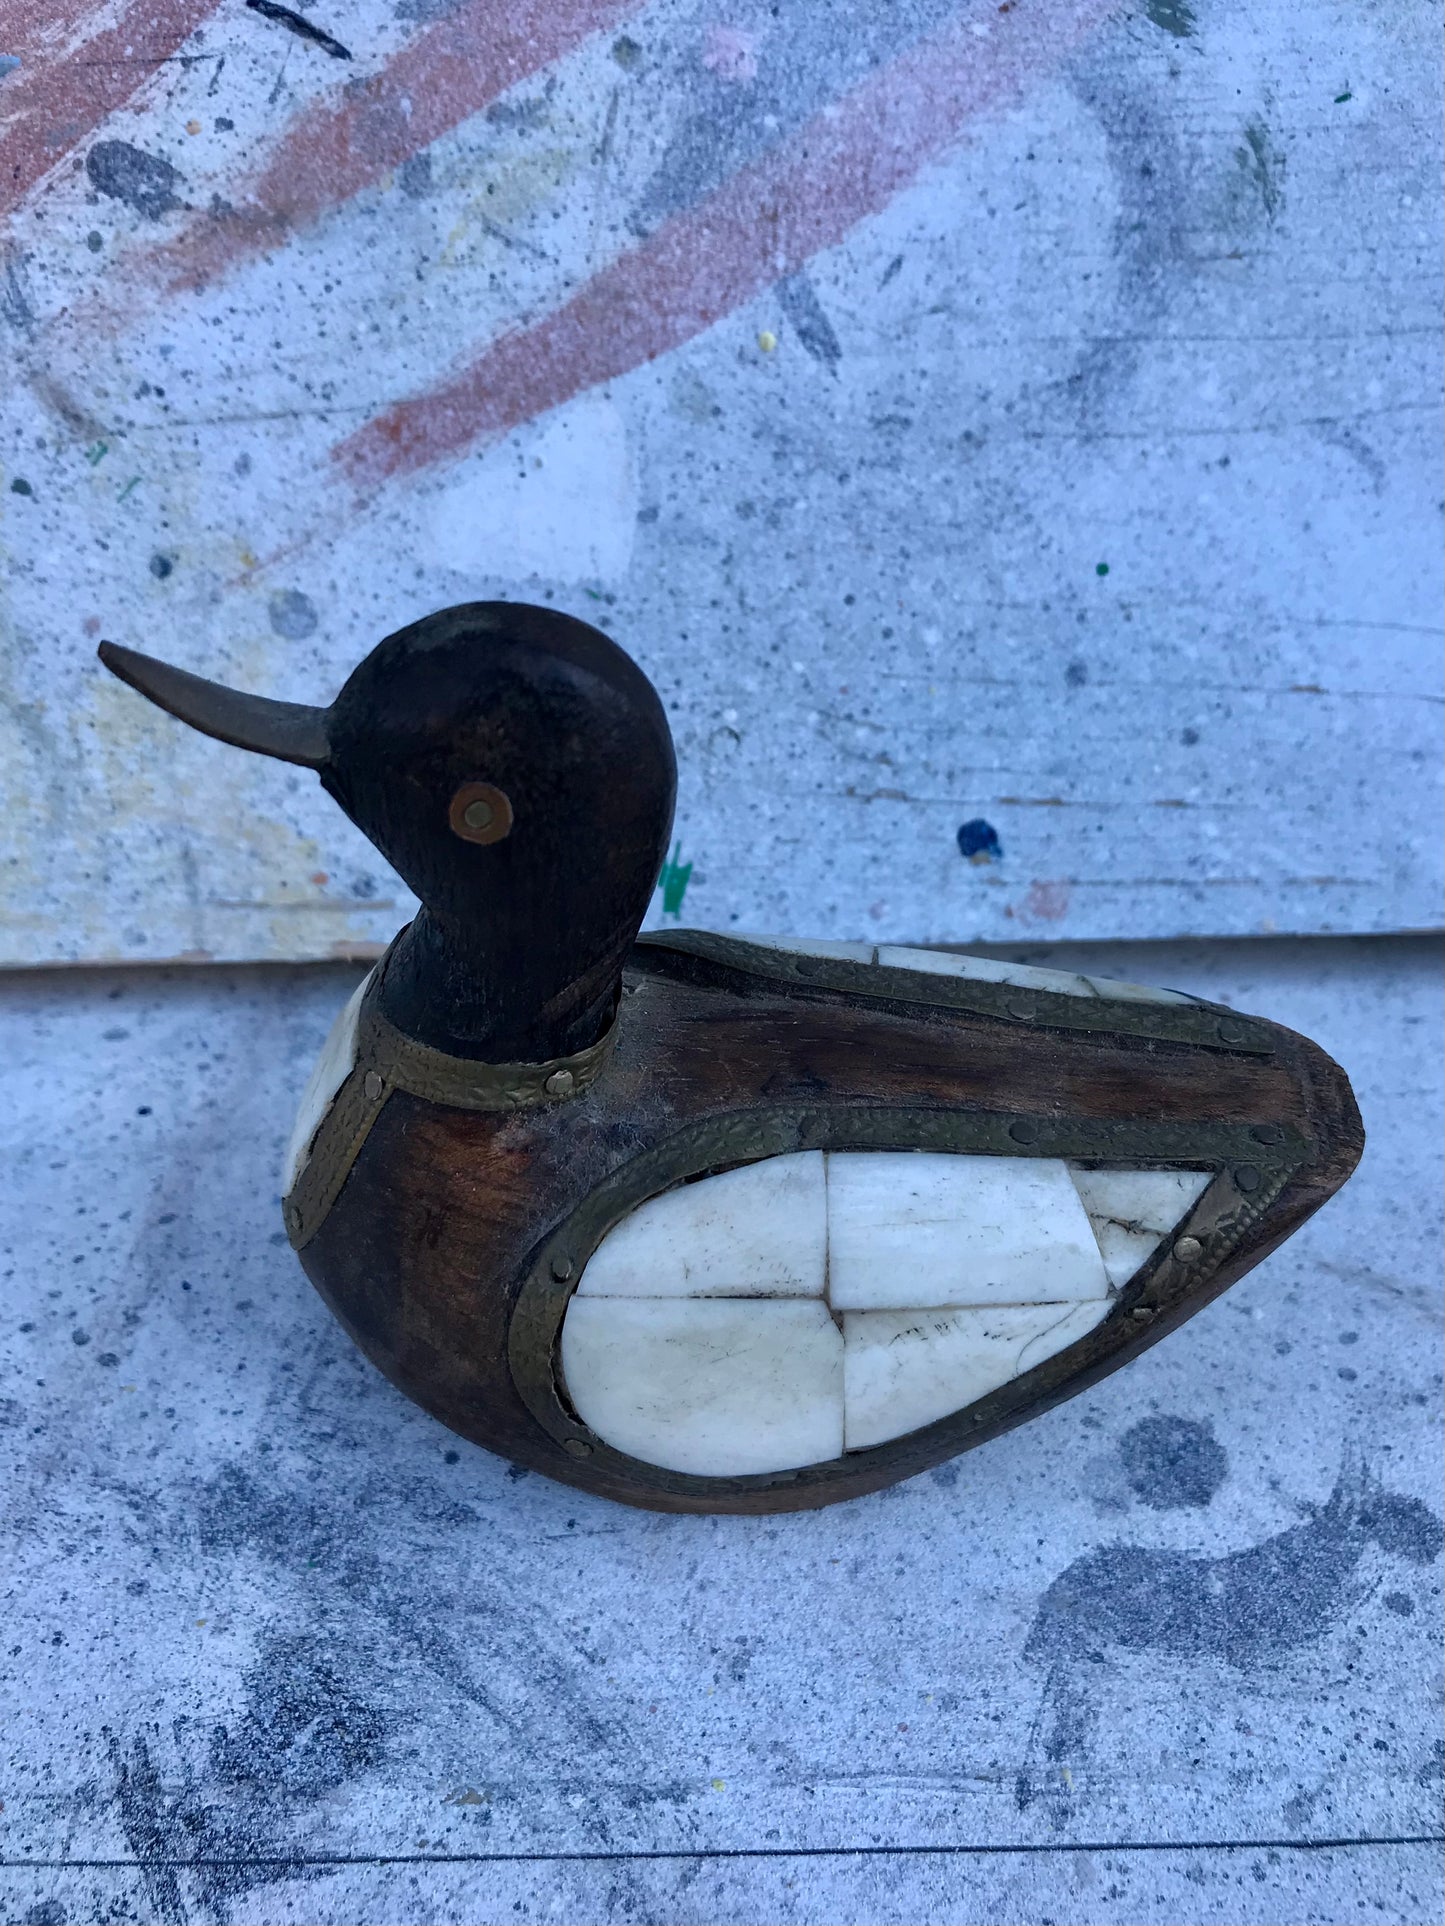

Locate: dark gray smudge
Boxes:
[1144,0,1196,35]
[268,588,319,640]
[86,142,185,221]
[777,272,842,372]
[1016,1459,1443,1820]
[1117,1414,1228,1510]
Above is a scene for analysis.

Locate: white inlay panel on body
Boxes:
[1069,1166,1214,1289]
[875,945,1098,999]
[825,1153,1110,1310]
[576,1152,826,1299]
[735,933,876,962]
[843,1299,1112,1451]
[281,969,373,1194]
[560,1298,844,1476]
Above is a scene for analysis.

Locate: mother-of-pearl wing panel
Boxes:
[559,1151,1214,1475]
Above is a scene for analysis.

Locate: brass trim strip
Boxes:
[634,930,1275,1055]
[283,959,620,1250]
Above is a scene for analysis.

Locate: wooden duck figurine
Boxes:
[99,604,1362,1515]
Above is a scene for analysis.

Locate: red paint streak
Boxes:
[0,2,223,222]
[1024,881,1072,922]
[334,1,1118,492]
[145,0,642,298]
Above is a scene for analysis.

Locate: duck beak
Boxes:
[97,642,331,770]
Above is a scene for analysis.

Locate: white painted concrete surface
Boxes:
[1,1,1440,964]
[0,936,1439,1925]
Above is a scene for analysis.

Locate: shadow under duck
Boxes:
[99,604,1362,1514]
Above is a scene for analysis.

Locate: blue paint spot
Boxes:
[957,819,1002,865]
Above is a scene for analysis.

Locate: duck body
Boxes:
[97,603,1362,1515]
[285,930,1359,1514]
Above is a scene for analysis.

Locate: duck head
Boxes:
[99,603,677,1061]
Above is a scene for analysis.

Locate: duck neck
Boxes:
[375,907,626,1064]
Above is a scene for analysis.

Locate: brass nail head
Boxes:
[550,1255,574,1282]
[1172,1235,1203,1261]
[544,1069,576,1098]
[1129,1306,1156,1321]
[1008,1119,1040,1145]
[1234,1164,1261,1192]
[363,1070,384,1101]
[1007,998,1037,1022]
[1217,1018,1246,1044]
[1250,1123,1284,1144]
[564,1437,593,1458]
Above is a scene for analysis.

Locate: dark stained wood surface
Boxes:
[300,953,1363,1514]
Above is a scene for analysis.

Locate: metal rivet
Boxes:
[1008,1119,1040,1145]
[1007,998,1037,1022]
[1234,1164,1261,1193]
[1216,1018,1246,1044]
[564,1437,593,1458]
[284,1203,302,1234]
[1172,1235,1203,1262]
[362,1070,384,1101]
[550,1255,574,1282]
[794,959,822,978]
[1250,1124,1284,1144]
[462,797,494,831]
[544,1068,575,1099]
[1129,1306,1156,1322]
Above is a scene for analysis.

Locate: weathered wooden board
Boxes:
[1,0,1440,964]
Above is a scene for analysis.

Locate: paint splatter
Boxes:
[657,842,693,916]
[244,0,353,60]
[1117,1415,1228,1511]
[777,271,842,371]
[957,819,1003,865]
[269,588,319,640]
[702,25,760,85]
[1143,0,1195,35]
[1094,560,1109,577]
[1016,1457,1444,1819]
[86,141,186,221]
[1023,880,1070,921]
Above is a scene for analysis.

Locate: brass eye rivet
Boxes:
[544,1069,575,1099]
[1173,1235,1203,1262]
[564,1437,594,1458]
[363,1070,384,1102]
[550,1255,574,1282]
[449,782,514,846]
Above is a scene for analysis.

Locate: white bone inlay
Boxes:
[875,945,1098,998]
[825,1153,1109,1309]
[843,1299,1112,1450]
[560,1298,844,1476]
[576,1152,826,1298]
[1069,1166,1214,1288]
[281,970,372,1194]
[735,933,876,961]
[557,1151,1220,1474]
[1083,974,1196,1005]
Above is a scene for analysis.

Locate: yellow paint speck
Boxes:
[186,120,202,136]
[757,330,778,353]
[711,1778,726,1791]
[195,1619,207,1627]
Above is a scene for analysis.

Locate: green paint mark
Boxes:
[1095,561,1110,577]
[85,440,108,466]
[117,475,140,503]
[1334,91,1352,104]
[657,842,693,917]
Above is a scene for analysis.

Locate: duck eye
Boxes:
[448,781,513,846]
